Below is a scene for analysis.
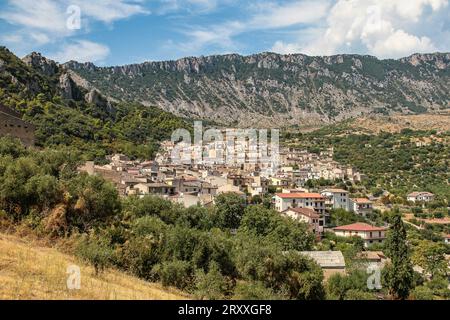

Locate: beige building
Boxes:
[282,207,324,235]
[334,223,387,247]
[274,193,326,214]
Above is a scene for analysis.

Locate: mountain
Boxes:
[0,47,190,160]
[64,52,450,127]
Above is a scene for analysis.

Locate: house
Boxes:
[444,234,450,244]
[282,207,324,235]
[407,192,435,203]
[270,176,290,187]
[356,251,388,267]
[321,188,349,210]
[274,193,325,214]
[333,223,387,247]
[297,251,346,280]
[349,198,373,216]
[128,182,175,197]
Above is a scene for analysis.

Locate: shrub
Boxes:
[232,281,282,300]
[154,260,193,290]
[120,235,163,279]
[411,286,434,300]
[195,262,230,300]
[76,236,114,275]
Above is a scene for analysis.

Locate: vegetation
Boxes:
[0,137,325,300]
[0,47,191,160]
[383,213,414,300]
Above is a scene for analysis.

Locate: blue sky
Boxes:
[0,0,449,66]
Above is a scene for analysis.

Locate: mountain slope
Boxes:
[0,47,190,159]
[0,233,188,300]
[64,52,450,127]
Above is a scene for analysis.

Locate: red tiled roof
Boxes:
[351,198,373,204]
[334,223,387,232]
[284,207,320,219]
[276,193,325,199]
[445,234,450,239]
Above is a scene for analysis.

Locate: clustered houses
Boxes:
[78,140,370,235]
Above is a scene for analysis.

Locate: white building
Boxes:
[349,198,373,216]
[444,234,450,244]
[321,188,349,210]
[333,223,387,247]
[274,193,326,214]
[282,207,324,235]
[407,192,435,203]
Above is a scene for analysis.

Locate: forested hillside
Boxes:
[0,47,190,160]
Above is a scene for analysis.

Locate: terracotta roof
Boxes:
[444,234,450,239]
[334,223,387,232]
[284,207,320,219]
[351,198,373,204]
[276,193,325,199]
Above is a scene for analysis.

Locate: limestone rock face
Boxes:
[59,73,83,100]
[22,52,59,77]
[59,52,450,127]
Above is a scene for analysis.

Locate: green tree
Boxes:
[383,213,414,300]
[214,193,246,229]
[195,262,229,300]
[412,240,447,279]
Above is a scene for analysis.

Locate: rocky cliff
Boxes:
[63,52,450,127]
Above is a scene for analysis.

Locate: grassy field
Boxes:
[0,233,189,300]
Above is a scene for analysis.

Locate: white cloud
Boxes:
[249,0,331,29]
[179,0,330,54]
[270,0,449,58]
[72,0,150,23]
[0,0,148,60]
[0,0,70,39]
[272,0,448,58]
[49,40,110,63]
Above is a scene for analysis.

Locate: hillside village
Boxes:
[77,137,449,281]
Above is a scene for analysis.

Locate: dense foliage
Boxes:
[0,47,191,160]
[286,125,450,202]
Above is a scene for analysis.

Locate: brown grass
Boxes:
[0,233,189,300]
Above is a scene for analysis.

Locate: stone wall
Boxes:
[0,104,35,147]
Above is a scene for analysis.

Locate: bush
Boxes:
[411,286,434,300]
[76,236,114,275]
[120,235,163,279]
[344,289,376,300]
[195,262,230,300]
[233,281,282,300]
[154,260,193,290]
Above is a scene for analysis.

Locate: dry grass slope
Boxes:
[0,233,189,300]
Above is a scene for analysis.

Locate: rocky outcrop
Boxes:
[63,52,450,127]
[85,89,115,114]
[59,73,84,100]
[22,52,59,77]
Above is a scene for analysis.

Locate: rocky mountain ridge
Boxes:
[62,52,450,127]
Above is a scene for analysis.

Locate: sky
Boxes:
[0,0,449,66]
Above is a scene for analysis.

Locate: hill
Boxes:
[0,232,188,300]
[64,52,450,127]
[0,47,190,160]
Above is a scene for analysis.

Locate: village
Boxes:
[78,137,448,281]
